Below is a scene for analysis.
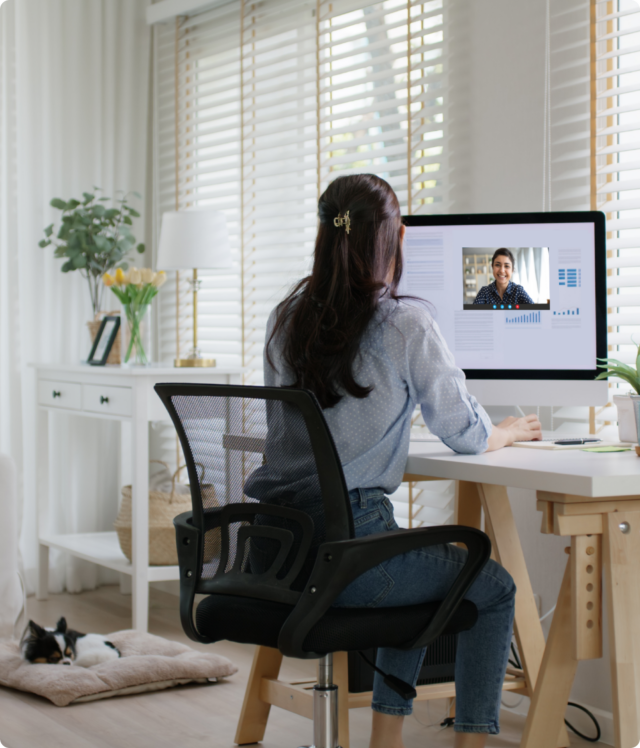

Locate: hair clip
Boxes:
[333,211,351,234]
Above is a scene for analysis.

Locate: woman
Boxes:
[473,248,534,305]
[264,174,541,748]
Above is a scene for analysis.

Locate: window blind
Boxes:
[318,0,446,214]
[591,0,640,430]
[240,0,318,385]
[538,0,640,437]
[155,5,243,369]
[153,0,451,526]
[156,0,447,379]
[538,1,599,434]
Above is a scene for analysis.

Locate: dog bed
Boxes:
[0,629,237,706]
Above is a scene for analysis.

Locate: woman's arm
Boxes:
[401,313,492,453]
[400,310,541,453]
[486,414,542,451]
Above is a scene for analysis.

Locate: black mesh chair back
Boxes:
[155,383,490,661]
[155,385,353,615]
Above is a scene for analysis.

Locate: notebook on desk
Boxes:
[409,433,633,450]
[512,439,633,450]
[410,433,633,450]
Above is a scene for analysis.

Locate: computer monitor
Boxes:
[399,212,608,406]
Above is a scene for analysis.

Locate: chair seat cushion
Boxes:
[195,594,477,654]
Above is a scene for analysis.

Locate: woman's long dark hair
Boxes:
[267,174,404,409]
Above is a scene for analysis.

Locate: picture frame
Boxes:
[87,315,120,366]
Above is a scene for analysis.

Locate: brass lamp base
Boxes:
[174,270,216,369]
[174,356,216,368]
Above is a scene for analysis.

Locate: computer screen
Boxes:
[400,212,607,383]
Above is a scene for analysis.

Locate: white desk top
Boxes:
[407,440,640,498]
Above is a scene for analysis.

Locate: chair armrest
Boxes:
[173,511,214,644]
[278,525,491,658]
[174,503,314,642]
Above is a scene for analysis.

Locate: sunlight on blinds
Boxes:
[240,0,318,385]
[157,6,243,368]
[318,0,446,215]
[593,0,640,404]
[543,1,598,434]
[549,2,591,214]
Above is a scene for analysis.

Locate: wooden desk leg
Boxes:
[478,484,570,748]
[521,554,577,748]
[235,645,284,745]
[455,480,482,529]
[603,510,640,748]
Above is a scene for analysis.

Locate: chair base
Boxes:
[307,682,341,748]
[236,646,528,748]
[299,655,341,748]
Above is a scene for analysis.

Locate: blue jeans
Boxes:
[332,488,516,735]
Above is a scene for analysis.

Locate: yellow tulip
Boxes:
[152,271,167,288]
[114,267,126,285]
[141,267,154,284]
[102,273,115,287]
[129,268,142,285]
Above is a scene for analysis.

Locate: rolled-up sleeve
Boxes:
[402,316,492,454]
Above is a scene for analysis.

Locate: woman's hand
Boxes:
[486,413,542,451]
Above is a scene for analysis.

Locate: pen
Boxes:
[553,438,602,445]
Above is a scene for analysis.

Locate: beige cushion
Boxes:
[0,629,237,706]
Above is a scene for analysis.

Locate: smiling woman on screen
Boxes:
[473,248,534,305]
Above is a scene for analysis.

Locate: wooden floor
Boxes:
[0,586,596,748]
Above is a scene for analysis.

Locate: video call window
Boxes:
[462,246,551,310]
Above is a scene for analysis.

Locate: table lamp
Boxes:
[157,210,231,367]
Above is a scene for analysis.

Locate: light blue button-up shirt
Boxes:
[264,298,492,495]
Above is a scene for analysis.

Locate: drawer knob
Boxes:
[100,395,109,405]
[52,390,61,399]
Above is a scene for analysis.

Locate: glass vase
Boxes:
[121,302,152,366]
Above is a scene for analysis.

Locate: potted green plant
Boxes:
[39,189,145,318]
[595,351,640,441]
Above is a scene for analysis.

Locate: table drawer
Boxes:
[38,380,82,410]
[82,384,132,417]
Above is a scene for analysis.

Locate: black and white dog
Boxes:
[21,617,120,667]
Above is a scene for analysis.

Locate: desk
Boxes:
[406,441,640,748]
[33,363,242,631]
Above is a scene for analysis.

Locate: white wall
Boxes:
[450,0,613,737]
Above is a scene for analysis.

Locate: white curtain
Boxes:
[511,247,549,303]
[0,0,150,595]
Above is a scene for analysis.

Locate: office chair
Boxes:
[155,383,491,748]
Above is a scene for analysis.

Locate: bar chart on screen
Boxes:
[553,308,580,316]
[505,311,541,325]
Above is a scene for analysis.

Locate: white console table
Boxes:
[33,363,242,631]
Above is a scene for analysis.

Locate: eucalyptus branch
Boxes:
[39,188,146,318]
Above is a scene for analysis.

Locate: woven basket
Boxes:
[115,462,219,566]
[88,311,121,365]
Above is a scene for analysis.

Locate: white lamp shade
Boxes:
[156,210,232,270]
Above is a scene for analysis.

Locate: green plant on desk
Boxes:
[595,348,640,392]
